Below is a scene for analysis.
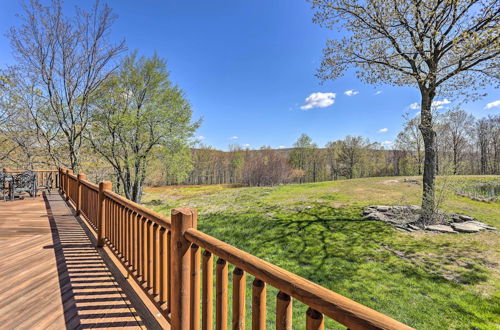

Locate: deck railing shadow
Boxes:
[42,192,147,329]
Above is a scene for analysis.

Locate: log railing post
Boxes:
[65,169,73,201]
[171,207,198,330]
[58,168,62,192]
[76,173,87,216]
[61,168,67,197]
[97,181,112,248]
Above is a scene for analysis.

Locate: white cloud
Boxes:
[408,98,451,110]
[431,98,451,109]
[381,141,393,147]
[197,135,205,140]
[278,145,286,149]
[344,90,359,96]
[374,90,383,95]
[229,136,239,140]
[484,100,500,109]
[378,128,388,133]
[409,102,420,110]
[242,143,250,147]
[300,92,336,110]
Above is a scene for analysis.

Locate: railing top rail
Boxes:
[103,190,171,229]
[184,228,413,330]
[67,172,78,180]
[80,178,99,192]
[3,169,58,173]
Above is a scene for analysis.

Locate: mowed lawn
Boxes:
[143,176,500,329]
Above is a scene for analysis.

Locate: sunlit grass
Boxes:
[144,175,500,329]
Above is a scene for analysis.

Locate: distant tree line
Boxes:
[143,110,498,187]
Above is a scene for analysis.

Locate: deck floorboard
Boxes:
[0,192,144,330]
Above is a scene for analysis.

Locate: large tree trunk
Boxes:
[419,90,437,224]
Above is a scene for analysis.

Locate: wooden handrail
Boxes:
[103,189,171,229]
[184,228,413,330]
[56,167,413,329]
[80,178,99,191]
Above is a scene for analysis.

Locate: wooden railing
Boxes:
[58,167,413,330]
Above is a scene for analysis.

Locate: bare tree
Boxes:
[311,0,499,223]
[395,114,424,175]
[441,109,475,174]
[242,148,294,186]
[8,0,125,171]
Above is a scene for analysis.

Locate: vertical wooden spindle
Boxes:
[191,244,201,330]
[232,268,246,330]
[137,215,143,278]
[167,230,172,311]
[202,250,213,330]
[153,223,160,296]
[276,291,292,330]
[252,279,266,330]
[142,217,148,285]
[306,308,324,330]
[216,258,228,330]
[160,227,168,304]
[148,220,154,289]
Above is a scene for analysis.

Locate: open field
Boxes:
[144,176,500,329]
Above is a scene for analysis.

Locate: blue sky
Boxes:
[0,0,499,150]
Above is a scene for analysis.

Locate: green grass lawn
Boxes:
[144,176,500,329]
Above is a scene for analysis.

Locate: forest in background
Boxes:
[148,109,499,187]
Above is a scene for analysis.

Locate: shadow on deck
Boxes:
[0,192,162,329]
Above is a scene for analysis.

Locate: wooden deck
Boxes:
[0,193,149,329]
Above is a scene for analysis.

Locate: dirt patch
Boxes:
[380,179,399,185]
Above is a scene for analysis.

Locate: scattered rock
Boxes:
[469,221,496,231]
[374,205,390,212]
[426,225,456,233]
[451,222,484,233]
[362,205,496,234]
[408,224,421,231]
[458,215,474,222]
[363,212,388,221]
[403,178,419,184]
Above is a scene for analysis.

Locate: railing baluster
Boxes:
[142,217,148,286]
[191,244,200,330]
[306,308,324,330]
[276,291,292,330]
[160,227,167,304]
[148,220,154,291]
[137,215,143,278]
[132,212,138,272]
[167,230,172,312]
[252,279,266,330]
[153,223,160,297]
[232,268,246,330]
[216,258,228,330]
[202,250,213,330]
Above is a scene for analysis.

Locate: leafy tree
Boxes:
[289,134,317,182]
[88,53,199,202]
[311,0,499,223]
[337,135,370,179]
